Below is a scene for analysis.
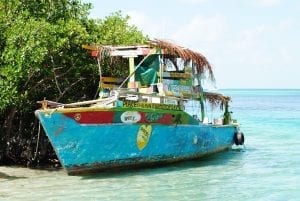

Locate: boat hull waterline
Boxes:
[35,108,238,175]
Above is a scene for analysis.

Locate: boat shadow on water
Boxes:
[0,172,27,180]
[80,146,247,180]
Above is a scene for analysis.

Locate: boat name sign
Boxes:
[123,101,181,111]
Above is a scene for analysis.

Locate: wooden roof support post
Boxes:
[199,89,205,122]
[97,56,102,88]
[129,57,135,84]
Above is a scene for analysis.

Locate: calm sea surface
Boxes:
[1,89,300,201]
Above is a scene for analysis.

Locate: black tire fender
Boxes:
[234,131,245,145]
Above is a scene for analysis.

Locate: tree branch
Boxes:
[56,77,85,102]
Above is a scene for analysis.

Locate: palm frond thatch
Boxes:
[203,92,230,109]
[150,39,215,82]
[83,39,215,82]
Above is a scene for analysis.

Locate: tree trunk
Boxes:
[3,107,17,155]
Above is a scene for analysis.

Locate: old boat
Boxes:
[35,39,244,175]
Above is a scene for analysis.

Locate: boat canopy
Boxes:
[82,39,215,82]
[82,39,229,111]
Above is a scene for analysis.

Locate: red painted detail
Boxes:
[64,111,114,124]
[91,50,99,57]
[159,113,173,124]
[139,112,147,123]
[139,47,150,55]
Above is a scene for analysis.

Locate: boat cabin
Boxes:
[83,40,231,124]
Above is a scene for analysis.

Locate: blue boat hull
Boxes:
[35,110,238,175]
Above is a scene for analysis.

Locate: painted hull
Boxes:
[35,107,238,175]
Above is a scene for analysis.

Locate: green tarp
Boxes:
[135,55,159,86]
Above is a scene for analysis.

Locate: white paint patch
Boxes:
[121,111,141,123]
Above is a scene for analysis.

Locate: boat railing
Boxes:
[37,91,119,109]
[115,89,185,109]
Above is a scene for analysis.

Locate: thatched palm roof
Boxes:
[150,39,215,82]
[203,92,230,109]
[83,39,215,82]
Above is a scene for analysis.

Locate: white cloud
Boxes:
[125,7,297,88]
[230,25,277,70]
[232,25,270,51]
[280,48,293,63]
[255,0,282,6]
[171,14,226,47]
[126,11,166,39]
[126,11,228,47]
[276,19,294,30]
[177,0,208,4]
[233,23,285,51]
[227,19,296,86]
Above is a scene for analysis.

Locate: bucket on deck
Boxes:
[213,118,223,125]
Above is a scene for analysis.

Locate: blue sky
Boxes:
[83,0,299,89]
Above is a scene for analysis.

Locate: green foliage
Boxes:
[0,0,148,166]
[95,11,149,77]
[0,0,96,111]
[97,11,148,45]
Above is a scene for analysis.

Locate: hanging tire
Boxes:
[234,131,245,145]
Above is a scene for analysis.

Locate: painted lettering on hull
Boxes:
[121,111,141,123]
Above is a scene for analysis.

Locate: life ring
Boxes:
[234,131,245,145]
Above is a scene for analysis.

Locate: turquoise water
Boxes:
[1,89,300,200]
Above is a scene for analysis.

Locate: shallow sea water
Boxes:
[1,89,299,201]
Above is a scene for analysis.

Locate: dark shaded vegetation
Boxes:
[0,0,148,168]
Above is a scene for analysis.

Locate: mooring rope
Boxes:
[32,122,41,161]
